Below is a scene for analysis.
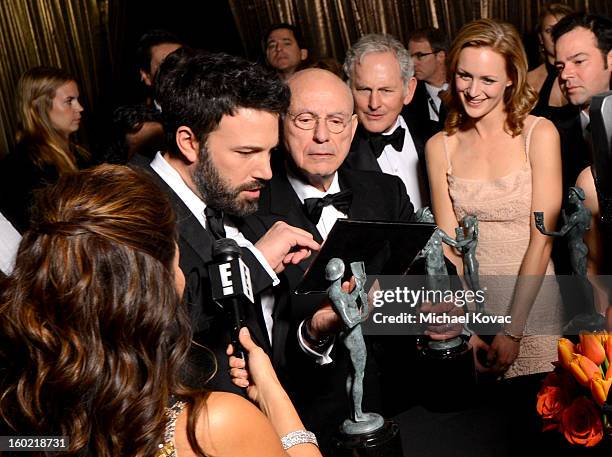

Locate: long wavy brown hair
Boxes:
[16,66,89,173]
[0,165,206,456]
[444,19,537,137]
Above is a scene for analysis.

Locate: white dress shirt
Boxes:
[0,212,21,275]
[286,171,347,239]
[286,170,350,364]
[424,82,448,122]
[151,152,278,343]
[376,115,424,209]
[580,110,590,139]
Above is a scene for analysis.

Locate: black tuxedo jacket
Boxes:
[552,109,592,205]
[130,154,274,393]
[343,116,431,208]
[238,164,417,449]
[240,166,415,307]
[550,110,593,314]
[401,80,446,142]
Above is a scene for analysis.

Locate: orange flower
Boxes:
[580,333,606,366]
[537,385,569,421]
[560,397,604,447]
[569,354,602,387]
[558,338,576,369]
[591,377,612,407]
[606,336,612,364]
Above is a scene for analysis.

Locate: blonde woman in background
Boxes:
[0,66,90,233]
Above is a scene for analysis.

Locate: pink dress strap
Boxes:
[442,133,452,174]
[524,116,543,161]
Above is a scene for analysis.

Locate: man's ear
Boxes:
[175,126,200,164]
[140,69,153,87]
[607,49,612,73]
[300,49,308,61]
[403,77,418,105]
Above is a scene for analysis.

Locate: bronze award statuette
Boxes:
[326,258,403,457]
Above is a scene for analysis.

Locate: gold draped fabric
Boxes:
[0,0,122,158]
[228,0,612,62]
[1,1,610,158]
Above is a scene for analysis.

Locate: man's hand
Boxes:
[308,280,352,340]
[255,221,320,273]
[420,300,464,340]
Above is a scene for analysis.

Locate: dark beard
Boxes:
[193,147,265,217]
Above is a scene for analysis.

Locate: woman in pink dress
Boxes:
[426,19,564,379]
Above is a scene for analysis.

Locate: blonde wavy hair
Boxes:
[16,66,88,173]
[444,19,537,137]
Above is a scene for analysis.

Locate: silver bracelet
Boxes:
[502,328,523,343]
[280,429,318,450]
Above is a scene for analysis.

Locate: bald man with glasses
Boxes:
[237,67,416,453]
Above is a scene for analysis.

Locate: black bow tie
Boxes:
[303,189,353,225]
[204,206,226,240]
[368,127,405,158]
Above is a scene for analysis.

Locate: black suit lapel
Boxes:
[132,158,215,264]
[268,172,325,245]
[346,126,383,172]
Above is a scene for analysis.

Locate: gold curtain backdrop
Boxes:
[228,0,612,63]
[0,0,118,158]
[0,0,611,158]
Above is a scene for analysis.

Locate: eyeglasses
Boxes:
[287,112,352,134]
[411,51,438,61]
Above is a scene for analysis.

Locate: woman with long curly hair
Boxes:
[0,66,90,233]
[426,19,564,379]
[0,165,321,457]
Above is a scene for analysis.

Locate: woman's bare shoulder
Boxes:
[173,392,285,457]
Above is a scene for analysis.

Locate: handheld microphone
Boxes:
[208,238,254,360]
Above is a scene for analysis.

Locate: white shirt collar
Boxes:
[383,116,402,135]
[286,168,341,203]
[424,81,448,96]
[150,151,208,229]
[580,110,590,131]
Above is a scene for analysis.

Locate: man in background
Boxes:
[264,23,309,80]
[136,29,183,90]
[343,33,430,209]
[406,27,449,140]
[554,13,612,318]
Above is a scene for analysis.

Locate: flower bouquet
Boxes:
[536,333,612,447]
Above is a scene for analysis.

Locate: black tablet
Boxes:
[294,219,436,294]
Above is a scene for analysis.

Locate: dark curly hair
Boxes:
[155,49,290,157]
[0,165,206,456]
[444,19,537,136]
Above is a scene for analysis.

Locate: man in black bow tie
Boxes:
[343,33,431,209]
[126,50,320,394]
[238,68,415,452]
